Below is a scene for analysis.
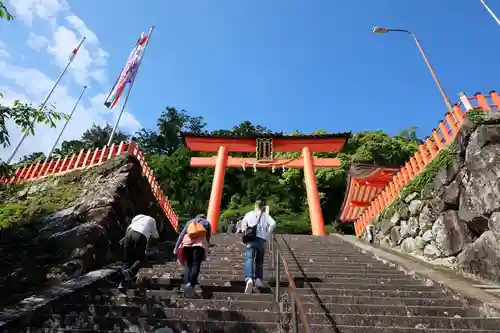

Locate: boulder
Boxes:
[421,160,460,199]
[381,212,400,235]
[398,203,410,220]
[418,204,440,233]
[399,220,409,239]
[401,237,417,253]
[465,124,500,162]
[431,210,466,257]
[407,217,419,237]
[423,243,441,260]
[415,236,426,250]
[390,226,401,246]
[458,144,500,234]
[408,200,423,216]
[380,235,392,248]
[488,212,500,243]
[421,230,433,243]
[441,179,460,209]
[457,231,500,283]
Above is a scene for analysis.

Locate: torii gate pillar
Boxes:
[184,132,351,235]
[206,145,228,233]
[302,146,324,236]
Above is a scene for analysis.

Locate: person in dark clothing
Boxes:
[173,214,211,297]
[118,214,159,292]
[227,220,236,233]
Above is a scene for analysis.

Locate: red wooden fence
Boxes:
[354,90,500,236]
[0,141,179,231]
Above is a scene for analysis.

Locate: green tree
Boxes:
[0,101,67,176]
[52,140,86,157]
[136,106,207,156]
[0,0,13,21]
[81,123,129,148]
[0,101,67,148]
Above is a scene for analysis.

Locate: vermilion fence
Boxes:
[0,141,179,231]
[354,90,500,237]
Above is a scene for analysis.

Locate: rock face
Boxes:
[371,113,500,283]
[457,231,500,282]
[0,154,176,305]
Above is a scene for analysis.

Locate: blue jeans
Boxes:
[244,238,266,282]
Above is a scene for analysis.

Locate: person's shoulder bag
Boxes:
[242,212,263,244]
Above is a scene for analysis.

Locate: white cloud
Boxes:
[0,41,8,58]
[8,0,68,26]
[0,0,142,162]
[27,33,49,50]
[0,62,141,162]
[46,20,108,86]
[65,15,98,44]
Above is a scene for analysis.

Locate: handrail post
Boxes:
[271,236,275,269]
[275,248,280,303]
[292,294,298,333]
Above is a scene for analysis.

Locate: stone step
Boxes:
[61,298,276,314]
[150,264,405,275]
[131,279,438,294]
[295,303,474,317]
[154,262,395,272]
[78,288,275,302]
[25,319,279,333]
[136,274,424,287]
[144,267,410,278]
[298,324,500,333]
[111,282,274,294]
[295,294,463,307]
[61,301,473,319]
[294,285,444,295]
[299,313,500,329]
[40,310,283,328]
[78,289,462,307]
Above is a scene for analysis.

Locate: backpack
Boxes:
[242,212,263,244]
[187,218,207,239]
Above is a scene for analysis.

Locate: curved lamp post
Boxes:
[372,26,453,112]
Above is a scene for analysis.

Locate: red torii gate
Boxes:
[183,132,351,236]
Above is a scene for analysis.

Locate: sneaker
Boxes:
[194,284,203,295]
[117,282,126,293]
[121,268,132,282]
[254,278,264,288]
[183,283,196,298]
[245,278,254,294]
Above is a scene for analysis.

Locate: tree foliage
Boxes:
[0,101,68,176]
[12,105,421,234]
[0,0,13,21]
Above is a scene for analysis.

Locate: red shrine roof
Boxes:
[339,164,399,222]
[183,132,352,153]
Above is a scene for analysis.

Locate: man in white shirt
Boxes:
[118,214,160,292]
[241,200,276,293]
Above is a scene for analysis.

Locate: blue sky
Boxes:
[0,0,499,160]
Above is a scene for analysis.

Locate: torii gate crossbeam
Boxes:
[184,132,351,236]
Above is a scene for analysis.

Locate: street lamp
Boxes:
[372,26,454,113]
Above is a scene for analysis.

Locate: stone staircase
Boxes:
[277,234,500,332]
[8,233,500,332]
[20,234,283,332]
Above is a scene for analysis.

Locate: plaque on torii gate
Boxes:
[183,132,351,236]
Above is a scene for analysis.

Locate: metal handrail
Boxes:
[270,234,313,333]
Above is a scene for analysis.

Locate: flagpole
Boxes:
[107,25,154,146]
[479,0,500,25]
[5,37,86,164]
[43,85,87,163]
